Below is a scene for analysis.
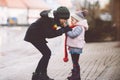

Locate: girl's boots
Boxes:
[67,67,81,80]
[32,72,54,80]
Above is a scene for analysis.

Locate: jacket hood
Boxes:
[40,10,51,18]
[76,19,89,31]
[40,9,63,26]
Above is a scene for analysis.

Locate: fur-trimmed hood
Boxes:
[76,19,89,31]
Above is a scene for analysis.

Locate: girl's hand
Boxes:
[62,21,69,27]
[63,22,67,27]
[60,19,69,27]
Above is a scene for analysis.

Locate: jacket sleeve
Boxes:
[67,26,83,38]
[45,26,72,38]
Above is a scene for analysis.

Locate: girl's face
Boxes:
[71,17,78,26]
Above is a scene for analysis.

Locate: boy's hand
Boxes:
[62,22,69,27]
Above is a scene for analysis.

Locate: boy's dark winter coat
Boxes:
[24,10,71,43]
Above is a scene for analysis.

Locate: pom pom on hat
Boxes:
[71,10,88,21]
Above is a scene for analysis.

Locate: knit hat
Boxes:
[54,6,70,19]
[71,10,88,21]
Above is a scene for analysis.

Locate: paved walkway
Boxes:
[48,42,120,80]
[0,27,120,80]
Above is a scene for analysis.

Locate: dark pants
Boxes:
[71,54,80,68]
[31,42,51,74]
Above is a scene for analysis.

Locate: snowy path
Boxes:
[0,27,120,80]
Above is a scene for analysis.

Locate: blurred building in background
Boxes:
[0,0,72,25]
[0,0,119,42]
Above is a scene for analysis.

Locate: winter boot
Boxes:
[67,68,81,80]
[39,72,54,80]
[32,72,54,80]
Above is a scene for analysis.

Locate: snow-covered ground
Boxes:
[0,27,120,80]
[0,27,66,80]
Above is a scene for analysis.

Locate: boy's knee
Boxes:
[43,51,51,59]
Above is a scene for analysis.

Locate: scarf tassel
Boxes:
[63,25,76,62]
[63,34,69,62]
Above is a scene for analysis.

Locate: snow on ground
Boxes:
[0,27,65,80]
[0,27,120,80]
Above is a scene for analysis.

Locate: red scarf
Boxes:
[63,25,76,62]
[53,24,77,62]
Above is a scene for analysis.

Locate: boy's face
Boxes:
[59,19,68,27]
